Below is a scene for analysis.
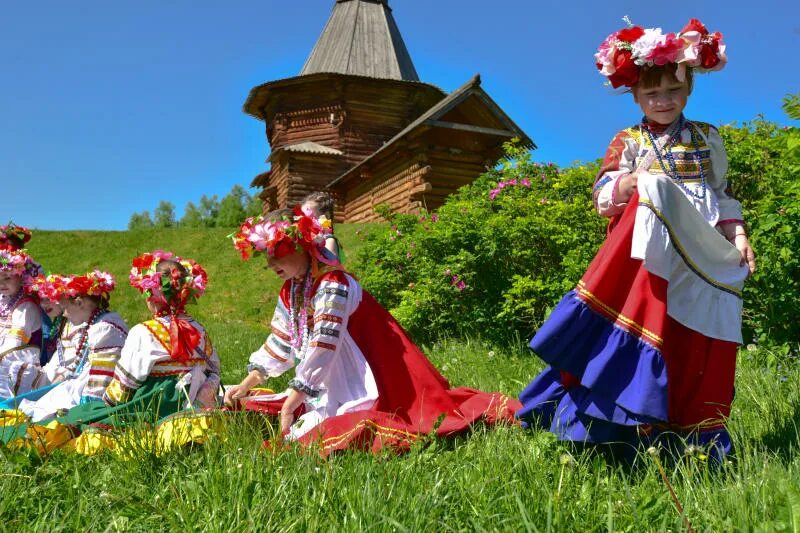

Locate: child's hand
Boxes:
[617,172,639,204]
[280,388,307,433]
[734,234,756,275]
[223,384,249,407]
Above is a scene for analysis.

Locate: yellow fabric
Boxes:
[0,409,28,426]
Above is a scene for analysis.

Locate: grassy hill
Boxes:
[5,227,800,530]
[26,224,375,382]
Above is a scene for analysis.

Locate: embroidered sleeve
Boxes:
[290,278,350,397]
[83,319,128,401]
[594,130,639,217]
[705,126,743,224]
[103,324,155,406]
[248,298,296,378]
[2,301,42,349]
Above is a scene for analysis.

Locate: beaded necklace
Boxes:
[288,269,313,361]
[58,308,105,376]
[642,115,707,200]
[0,291,23,320]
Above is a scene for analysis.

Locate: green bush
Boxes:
[354,141,606,344]
[724,98,800,348]
[357,105,800,350]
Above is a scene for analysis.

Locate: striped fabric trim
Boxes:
[310,341,337,351]
[576,280,664,348]
[312,313,343,325]
[142,319,171,353]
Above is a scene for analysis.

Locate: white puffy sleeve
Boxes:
[1,300,42,351]
[705,126,744,224]
[593,130,639,217]
[288,277,351,397]
[248,297,296,378]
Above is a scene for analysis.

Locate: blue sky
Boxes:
[2,0,798,230]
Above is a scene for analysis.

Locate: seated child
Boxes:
[14,271,128,421]
[0,249,43,398]
[301,191,341,262]
[1,252,219,454]
[38,284,65,366]
[225,209,519,455]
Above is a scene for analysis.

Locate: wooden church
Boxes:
[245,0,533,222]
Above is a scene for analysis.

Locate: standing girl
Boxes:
[517,19,752,460]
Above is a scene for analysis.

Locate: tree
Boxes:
[180,201,204,228]
[198,195,219,227]
[153,201,176,228]
[245,192,264,216]
[128,211,154,230]
[217,185,248,227]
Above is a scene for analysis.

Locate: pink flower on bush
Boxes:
[431,214,439,222]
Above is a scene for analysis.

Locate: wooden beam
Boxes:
[424,120,517,138]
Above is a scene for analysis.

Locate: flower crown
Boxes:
[0,249,44,288]
[25,274,71,302]
[65,270,116,299]
[232,206,335,264]
[129,251,208,311]
[0,223,32,252]
[595,18,727,88]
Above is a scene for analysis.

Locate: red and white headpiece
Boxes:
[231,206,339,267]
[0,223,32,252]
[595,17,727,88]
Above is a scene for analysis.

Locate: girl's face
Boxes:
[40,299,63,319]
[267,249,310,281]
[0,272,23,297]
[301,201,319,217]
[633,76,689,126]
[62,297,98,325]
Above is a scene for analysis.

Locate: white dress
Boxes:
[19,312,128,422]
[0,293,42,398]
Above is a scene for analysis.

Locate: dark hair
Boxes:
[156,259,189,306]
[265,208,295,221]
[635,64,694,94]
[302,192,334,219]
[75,294,110,311]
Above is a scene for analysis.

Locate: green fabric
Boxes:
[0,376,184,445]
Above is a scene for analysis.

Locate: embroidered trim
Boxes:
[288,378,320,398]
[142,319,172,353]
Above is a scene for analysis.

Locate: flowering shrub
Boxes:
[357,110,800,350]
[354,141,606,344]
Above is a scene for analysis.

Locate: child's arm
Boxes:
[224,299,296,406]
[593,130,639,216]
[81,320,128,403]
[706,126,756,274]
[324,236,340,260]
[103,325,154,405]
[0,301,42,352]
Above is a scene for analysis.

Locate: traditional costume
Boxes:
[517,19,745,460]
[0,249,43,399]
[2,272,127,419]
[231,208,519,455]
[1,253,218,455]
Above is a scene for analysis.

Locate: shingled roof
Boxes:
[300,0,420,81]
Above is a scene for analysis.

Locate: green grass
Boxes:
[4,229,800,531]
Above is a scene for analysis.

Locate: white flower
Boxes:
[631,28,665,66]
[175,372,193,391]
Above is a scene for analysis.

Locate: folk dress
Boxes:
[12,312,128,421]
[1,315,220,455]
[242,270,520,455]
[0,291,42,399]
[516,118,749,460]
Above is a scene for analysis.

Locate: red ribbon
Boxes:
[169,315,201,363]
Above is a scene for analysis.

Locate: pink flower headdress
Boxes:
[64,270,116,299]
[129,251,209,362]
[129,251,208,311]
[0,249,44,289]
[595,17,727,88]
[231,206,339,268]
[26,274,73,302]
[0,223,32,252]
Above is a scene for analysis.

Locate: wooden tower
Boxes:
[245,0,533,221]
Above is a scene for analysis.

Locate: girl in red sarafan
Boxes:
[225,207,519,455]
[517,19,755,461]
